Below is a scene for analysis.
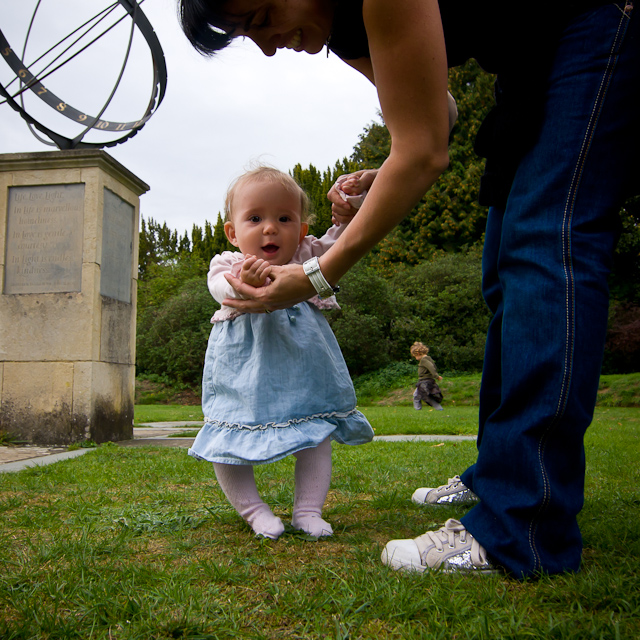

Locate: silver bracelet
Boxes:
[303,257,339,299]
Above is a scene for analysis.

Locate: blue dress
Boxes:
[188,302,374,465]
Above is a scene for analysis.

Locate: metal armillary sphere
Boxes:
[0,0,167,150]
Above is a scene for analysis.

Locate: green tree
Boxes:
[350,60,495,268]
[351,117,390,168]
[138,216,184,278]
[138,216,156,279]
[153,219,179,262]
[325,251,491,375]
[137,254,208,313]
[603,195,640,373]
[178,231,191,255]
[292,159,358,238]
[190,223,204,262]
[610,196,640,305]
[211,214,235,256]
[604,302,640,374]
[326,262,399,374]
[388,250,491,372]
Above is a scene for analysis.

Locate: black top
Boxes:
[328,1,613,207]
[329,0,608,71]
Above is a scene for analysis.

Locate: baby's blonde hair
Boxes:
[410,341,430,358]
[224,165,313,224]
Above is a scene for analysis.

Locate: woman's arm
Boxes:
[224,0,450,311]
[294,224,347,262]
[324,0,450,279]
[343,57,457,133]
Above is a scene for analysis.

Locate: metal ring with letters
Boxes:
[0,0,167,149]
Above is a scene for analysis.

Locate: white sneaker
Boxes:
[412,475,479,505]
[381,519,498,574]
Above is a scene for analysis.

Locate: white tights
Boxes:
[213,437,333,539]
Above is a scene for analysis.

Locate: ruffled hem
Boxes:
[188,410,373,466]
[201,408,361,431]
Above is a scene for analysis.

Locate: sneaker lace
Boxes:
[422,518,467,553]
[417,519,490,568]
[436,475,464,494]
[470,538,489,567]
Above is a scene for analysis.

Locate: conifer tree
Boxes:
[138,216,156,279]
[292,159,359,238]
[211,214,235,256]
[178,232,191,255]
[190,224,204,262]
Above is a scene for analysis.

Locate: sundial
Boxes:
[0,0,167,149]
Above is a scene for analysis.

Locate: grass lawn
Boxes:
[135,405,636,439]
[133,372,640,427]
[135,404,480,437]
[1,409,639,638]
[134,404,204,425]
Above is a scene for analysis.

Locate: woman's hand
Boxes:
[223,262,316,312]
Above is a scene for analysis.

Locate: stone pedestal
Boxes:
[0,151,148,444]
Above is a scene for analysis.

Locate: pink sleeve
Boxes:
[291,224,346,264]
[207,251,244,304]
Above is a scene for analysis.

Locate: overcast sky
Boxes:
[0,0,381,235]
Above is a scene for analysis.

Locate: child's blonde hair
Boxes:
[410,341,430,358]
[224,165,313,224]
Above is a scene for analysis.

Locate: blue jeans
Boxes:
[460,2,639,577]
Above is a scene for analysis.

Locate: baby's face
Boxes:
[224,180,308,265]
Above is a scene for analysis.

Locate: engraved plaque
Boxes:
[4,184,84,294]
[100,188,134,303]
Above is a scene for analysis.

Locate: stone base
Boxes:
[0,150,147,446]
[0,361,134,445]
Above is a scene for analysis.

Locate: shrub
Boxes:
[352,361,416,401]
[136,278,217,385]
[389,250,491,372]
[135,253,492,386]
[603,302,640,374]
[325,252,491,376]
[326,262,399,375]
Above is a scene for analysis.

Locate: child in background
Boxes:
[410,342,444,411]
[189,166,374,540]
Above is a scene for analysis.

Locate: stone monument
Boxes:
[0,2,167,444]
[0,150,148,444]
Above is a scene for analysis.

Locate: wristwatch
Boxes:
[303,257,340,299]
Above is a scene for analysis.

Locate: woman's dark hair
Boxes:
[179,0,234,55]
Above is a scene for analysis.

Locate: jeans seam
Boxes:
[527,7,630,572]
[617,1,634,18]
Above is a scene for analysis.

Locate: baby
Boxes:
[188,166,374,539]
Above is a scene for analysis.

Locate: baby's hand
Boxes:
[340,170,377,195]
[240,255,272,287]
[338,175,361,195]
[329,169,378,225]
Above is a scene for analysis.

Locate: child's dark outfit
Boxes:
[414,355,444,411]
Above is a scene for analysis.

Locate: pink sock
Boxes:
[292,438,333,537]
[213,463,284,539]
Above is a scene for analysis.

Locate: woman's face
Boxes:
[220,0,334,56]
